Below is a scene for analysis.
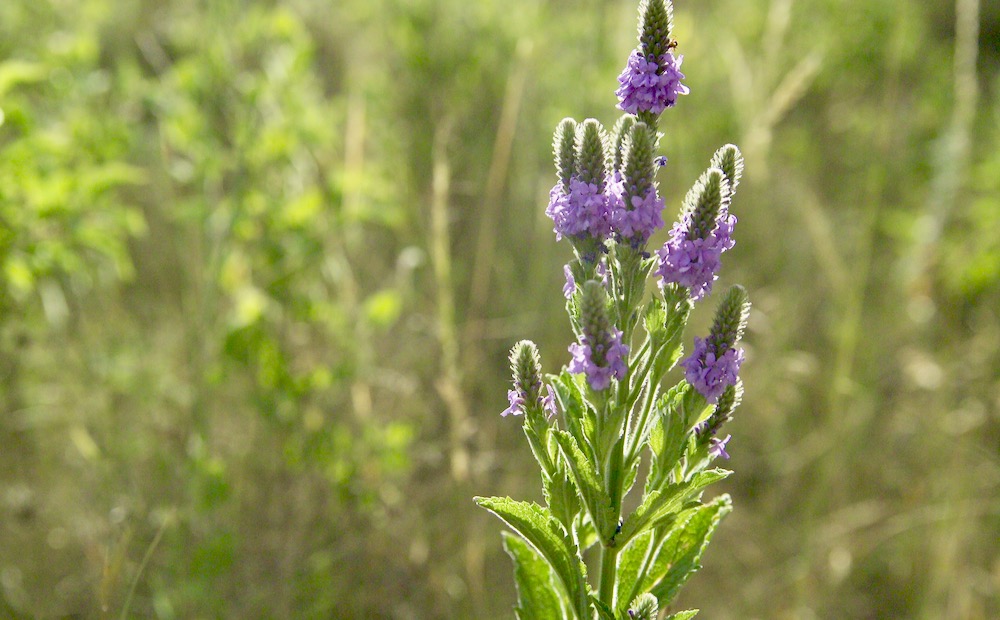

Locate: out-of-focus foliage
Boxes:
[0,0,997,618]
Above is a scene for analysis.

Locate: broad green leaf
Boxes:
[475,497,589,618]
[503,532,568,620]
[665,611,699,620]
[645,495,733,605]
[553,430,616,541]
[620,470,730,544]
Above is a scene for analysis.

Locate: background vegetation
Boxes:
[1,0,998,617]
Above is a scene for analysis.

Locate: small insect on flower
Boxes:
[666,38,679,51]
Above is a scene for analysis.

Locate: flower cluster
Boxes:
[682,285,750,403]
[681,336,744,403]
[546,177,614,242]
[616,50,689,115]
[656,212,735,299]
[607,171,666,245]
[569,326,629,391]
[656,168,736,300]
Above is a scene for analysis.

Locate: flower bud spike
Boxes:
[709,284,751,352]
[610,114,638,173]
[710,143,744,198]
[681,287,750,403]
[609,122,666,246]
[574,119,608,188]
[567,280,629,391]
[502,340,545,417]
[638,0,674,61]
[685,168,730,240]
[554,118,578,191]
[617,0,688,118]
[628,593,659,620]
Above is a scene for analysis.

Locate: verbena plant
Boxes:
[475,1,750,618]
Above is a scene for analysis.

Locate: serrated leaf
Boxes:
[620,469,730,544]
[542,463,582,529]
[475,497,590,618]
[645,495,732,606]
[503,532,568,620]
[553,430,617,541]
[614,530,656,612]
[550,371,596,463]
[647,384,712,493]
[591,596,616,620]
[665,611,699,620]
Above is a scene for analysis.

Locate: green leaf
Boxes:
[646,384,712,494]
[475,497,590,618]
[590,596,616,620]
[553,430,617,541]
[645,495,733,606]
[550,371,596,463]
[542,461,582,529]
[615,530,656,612]
[665,611,699,620]
[503,532,568,620]
[620,469,730,544]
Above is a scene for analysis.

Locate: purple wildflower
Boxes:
[595,259,609,287]
[542,384,558,419]
[568,327,629,391]
[546,177,614,242]
[681,336,744,403]
[656,211,736,300]
[501,389,524,417]
[563,264,575,299]
[616,50,689,115]
[708,434,731,459]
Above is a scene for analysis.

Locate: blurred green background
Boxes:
[1,0,999,617]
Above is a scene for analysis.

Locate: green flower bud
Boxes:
[610,114,638,173]
[575,119,609,189]
[683,168,731,241]
[628,593,659,620]
[709,284,751,352]
[638,0,674,61]
[554,118,578,190]
[622,121,659,199]
[710,144,744,198]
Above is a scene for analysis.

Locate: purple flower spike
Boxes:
[681,336,744,403]
[656,212,736,300]
[563,264,576,299]
[616,50,689,115]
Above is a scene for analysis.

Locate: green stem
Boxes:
[597,544,620,605]
[599,433,626,606]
